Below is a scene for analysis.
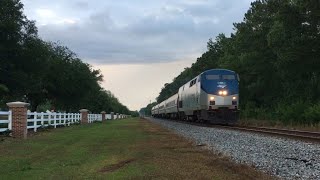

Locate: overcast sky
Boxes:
[21,0,253,111]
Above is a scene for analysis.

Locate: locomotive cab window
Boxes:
[189,79,197,87]
[222,75,235,80]
[206,75,220,80]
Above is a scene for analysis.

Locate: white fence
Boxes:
[88,113,102,123]
[0,111,12,132]
[0,111,115,133]
[27,112,82,132]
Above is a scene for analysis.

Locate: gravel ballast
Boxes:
[147,118,320,179]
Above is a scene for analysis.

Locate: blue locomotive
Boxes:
[152,69,239,124]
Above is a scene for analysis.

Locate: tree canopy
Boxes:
[0,0,131,114]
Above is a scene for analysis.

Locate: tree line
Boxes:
[0,0,133,115]
[148,0,320,124]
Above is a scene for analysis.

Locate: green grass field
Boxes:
[0,119,150,179]
[0,118,271,180]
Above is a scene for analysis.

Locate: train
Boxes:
[151,69,239,124]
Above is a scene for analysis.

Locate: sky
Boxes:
[21,0,253,111]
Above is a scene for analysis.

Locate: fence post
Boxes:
[33,112,37,132]
[79,109,89,124]
[6,102,29,139]
[111,112,114,120]
[101,111,106,122]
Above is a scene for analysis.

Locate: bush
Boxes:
[275,101,311,125]
[36,100,52,112]
[303,103,320,125]
[240,101,257,119]
[241,101,275,121]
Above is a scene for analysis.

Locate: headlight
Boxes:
[218,90,228,96]
[232,96,236,100]
[210,97,215,100]
[222,90,228,95]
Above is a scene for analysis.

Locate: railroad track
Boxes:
[211,125,320,142]
[146,117,320,142]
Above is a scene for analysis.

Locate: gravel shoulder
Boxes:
[147,117,320,180]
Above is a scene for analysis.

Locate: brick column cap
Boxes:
[79,109,89,113]
[101,111,106,114]
[7,101,30,108]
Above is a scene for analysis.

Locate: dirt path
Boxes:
[134,118,275,179]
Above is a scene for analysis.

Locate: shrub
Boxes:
[240,101,257,119]
[275,101,309,125]
[303,103,320,125]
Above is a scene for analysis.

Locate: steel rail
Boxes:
[146,117,320,142]
[211,124,320,142]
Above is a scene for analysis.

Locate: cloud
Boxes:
[21,0,253,64]
[73,1,89,9]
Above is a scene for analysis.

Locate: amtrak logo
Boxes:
[217,82,227,88]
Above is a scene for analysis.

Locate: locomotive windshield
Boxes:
[201,69,239,95]
[206,74,236,80]
[206,75,220,80]
[222,75,235,80]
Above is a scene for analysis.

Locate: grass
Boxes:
[0,118,273,179]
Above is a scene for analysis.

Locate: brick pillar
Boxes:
[79,109,89,124]
[101,111,106,122]
[111,112,114,120]
[7,102,29,139]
